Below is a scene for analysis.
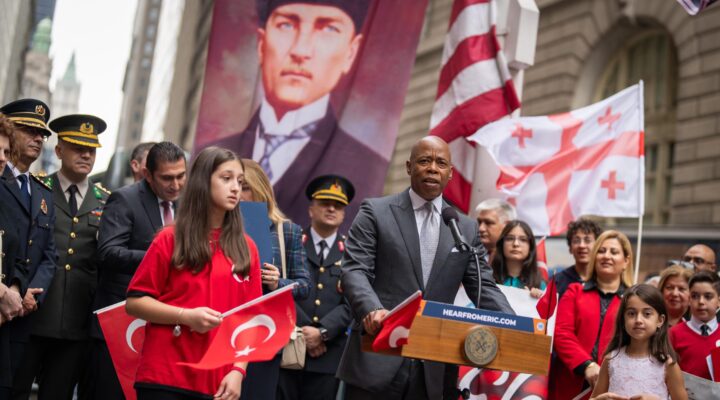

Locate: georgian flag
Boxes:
[96,301,145,400]
[469,83,645,235]
[372,291,423,352]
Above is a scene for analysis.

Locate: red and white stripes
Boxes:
[430,0,520,213]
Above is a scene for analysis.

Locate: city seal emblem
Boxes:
[463,326,498,366]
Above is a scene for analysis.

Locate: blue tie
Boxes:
[258,121,316,181]
[17,175,30,210]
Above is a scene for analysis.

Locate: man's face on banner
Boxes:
[257,4,363,117]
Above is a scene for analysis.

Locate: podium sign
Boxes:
[363,301,552,375]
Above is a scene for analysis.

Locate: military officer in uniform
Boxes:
[0,99,57,389]
[278,175,354,400]
[11,115,110,400]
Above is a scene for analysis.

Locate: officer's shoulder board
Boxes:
[31,173,52,191]
[93,182,111,199]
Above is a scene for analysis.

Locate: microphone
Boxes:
[441,207,470,252]
[441,206,482,308]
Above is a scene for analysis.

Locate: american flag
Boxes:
[430,0,520,213]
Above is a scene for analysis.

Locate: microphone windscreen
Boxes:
[441,207,460,226]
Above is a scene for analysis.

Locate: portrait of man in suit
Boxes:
[338,136,514,400]
[208,0,387,229]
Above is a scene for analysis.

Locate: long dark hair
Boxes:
[605,284,677,364]
[172,147,251,276]
[492,220,543,289]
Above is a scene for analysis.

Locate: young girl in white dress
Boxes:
[590,284,687,400]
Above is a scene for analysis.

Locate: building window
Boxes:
[594,30,677,226]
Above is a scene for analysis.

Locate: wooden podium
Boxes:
[362,301,552,375]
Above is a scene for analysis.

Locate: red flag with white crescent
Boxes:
[372,291,422,352]
[178,284,296,370]
[96,300,145,400]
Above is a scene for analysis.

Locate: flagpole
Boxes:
[633,214,644,285]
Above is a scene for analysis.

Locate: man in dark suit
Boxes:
[11,115,111,400]
[0,99,57,393]
[209,0,385,230]
[278,175,354,400]
[337,136,514,400]
[86,141,186,400]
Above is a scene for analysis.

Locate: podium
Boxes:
[362,301,552,375]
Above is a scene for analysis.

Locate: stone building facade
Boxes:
[385,0,720,271]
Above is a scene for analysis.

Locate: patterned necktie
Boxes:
[419,202,439,286]
[257,121,316,181]
[68,184,79,216]
[701,324,710,336]
[318,240,327,266]
[162,201,173,226]
[17,175,30,210]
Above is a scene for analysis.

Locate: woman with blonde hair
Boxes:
[658,265,693,327]
[239,159,309,400]
[551,230,634,400]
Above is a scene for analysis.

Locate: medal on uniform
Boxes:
[40,198,48,214]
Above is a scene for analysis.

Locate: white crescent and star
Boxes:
[229,314,277,356]
[126,319,146,353]
[388,325,410,348]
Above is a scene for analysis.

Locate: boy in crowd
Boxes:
[669,271,720,380]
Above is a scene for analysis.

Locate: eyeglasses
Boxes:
[683,256,707,265]
[667,259,695,270]
[504,235,529,244]
[571,237,594,245]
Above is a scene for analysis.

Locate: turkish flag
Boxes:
[179,284,296,370]
[96,301,145,400]
[457,367,548,400]
[372,291,422,352]
[469,83,645,235]
[536,237,548,281]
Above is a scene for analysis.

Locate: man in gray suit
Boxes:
[337,136,513,400]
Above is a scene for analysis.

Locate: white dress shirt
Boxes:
[310,227,337,260]
[251,95,330,184]
[688,315,719,336]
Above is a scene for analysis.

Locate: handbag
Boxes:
[277,221,306,369]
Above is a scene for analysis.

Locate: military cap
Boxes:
[0,98,52,136]
[306,174,355,206]
[49,114,107,148]
[257,0,371,33]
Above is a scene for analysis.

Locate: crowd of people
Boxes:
[0,96,718,400]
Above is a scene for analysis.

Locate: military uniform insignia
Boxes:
[79,122,94,134]
[93,183,110,200]
[40,198,48,214]
[42,176,53,189]
[31,173,52,191]
[35,105,46,116]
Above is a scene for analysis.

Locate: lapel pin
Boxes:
[40,198,48,214]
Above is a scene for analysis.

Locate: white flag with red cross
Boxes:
[469,83,645,236]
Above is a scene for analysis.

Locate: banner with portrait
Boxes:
[194,0,428,229]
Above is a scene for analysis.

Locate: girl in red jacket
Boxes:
[126,147,262,400]
[590,284,687,400]
[550,230,633,400]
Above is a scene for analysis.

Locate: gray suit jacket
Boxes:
[337,189,513,398]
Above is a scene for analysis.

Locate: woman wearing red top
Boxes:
[550,230,634,400]
[126,147,262,400]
